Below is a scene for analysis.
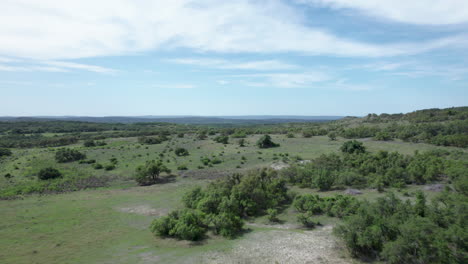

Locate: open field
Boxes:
[2,134,463,191]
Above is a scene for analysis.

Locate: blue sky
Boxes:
[0,0,467,116]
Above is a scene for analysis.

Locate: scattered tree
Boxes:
[135,160,171,186]
[257,135,280,148]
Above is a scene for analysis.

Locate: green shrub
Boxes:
[150,209,207,241]
[0,148,12,157]
[174,147,189,156]
[83,140,96,147]
[37,167,62,180]
[104,164,115,171]
[55,148,86,163]
[177,165,188,170]
[214,135,229,144]
[211,213,244,238]
[297,213,316,228]
[340,140,366,154]
[267,208,279,222]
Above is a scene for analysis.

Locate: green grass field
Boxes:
[0,134,464,263]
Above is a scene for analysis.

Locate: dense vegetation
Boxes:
[282,141,466,191]
[335,191,467,263]
[151,169,289,240]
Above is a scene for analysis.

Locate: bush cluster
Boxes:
[335,192,467,263]
[55,148,86,163]
[150,169,289,240]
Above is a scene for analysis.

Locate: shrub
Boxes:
[150,209,207,241]
[177,165,188,170]
[104,164,115,171]
[340,140,366,154]
[214,135,229,144]
[267,208,279,222]
[297,213,316,228]
[374,131,392,141]
[37,167,62,180]
[138,136,162,145]
[83,140,96,147]
[174,147,189,156]
[0,148,12,157]
[211,213,244,238]
[55,148,86,163]
[93,163,103,169]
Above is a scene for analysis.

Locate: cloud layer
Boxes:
[1,0,467,60]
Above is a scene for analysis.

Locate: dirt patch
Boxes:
[344,188,362,195]
[116,205,168,216]
[138,252,161,264]
[246,222,301,230]
[202,226,352,264]
[423,184,445,192]
[180,169,235,180]
[270,162,290,171]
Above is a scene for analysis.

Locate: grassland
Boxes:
[0,134,464,263]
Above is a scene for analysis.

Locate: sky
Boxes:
[0,0,467,116]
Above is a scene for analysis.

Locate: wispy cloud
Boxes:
[0,60,116,74]
[232,72,331,88]
[299,0,468,25]
[167,58,297,70]
[0,0,466,60]
[152,84,196,89]
[42,61,116,74]
[350,61,468,81]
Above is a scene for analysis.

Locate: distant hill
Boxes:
[0,115,344,124]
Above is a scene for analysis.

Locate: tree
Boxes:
[238,138,245,147]
[256,135,279,148]
[328,132,337,141]
[175,147,189,156]
[0,148,12,158]
[340,140,366,154]
[135,160,171,186]
[55,148,86,163]
[38,167,62,180]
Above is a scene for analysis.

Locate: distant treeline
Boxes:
[0,106,466,148]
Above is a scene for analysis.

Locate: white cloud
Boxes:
[350,60,468,81]
[42,61,116,73]
[0,0,466,60]
[300,0,468,25]
[0,60,116,73]
[167,58,297,70]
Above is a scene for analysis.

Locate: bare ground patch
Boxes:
[202,226,352,264]
[116,205,169,217]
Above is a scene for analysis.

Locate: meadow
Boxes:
[1,132,464,263]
